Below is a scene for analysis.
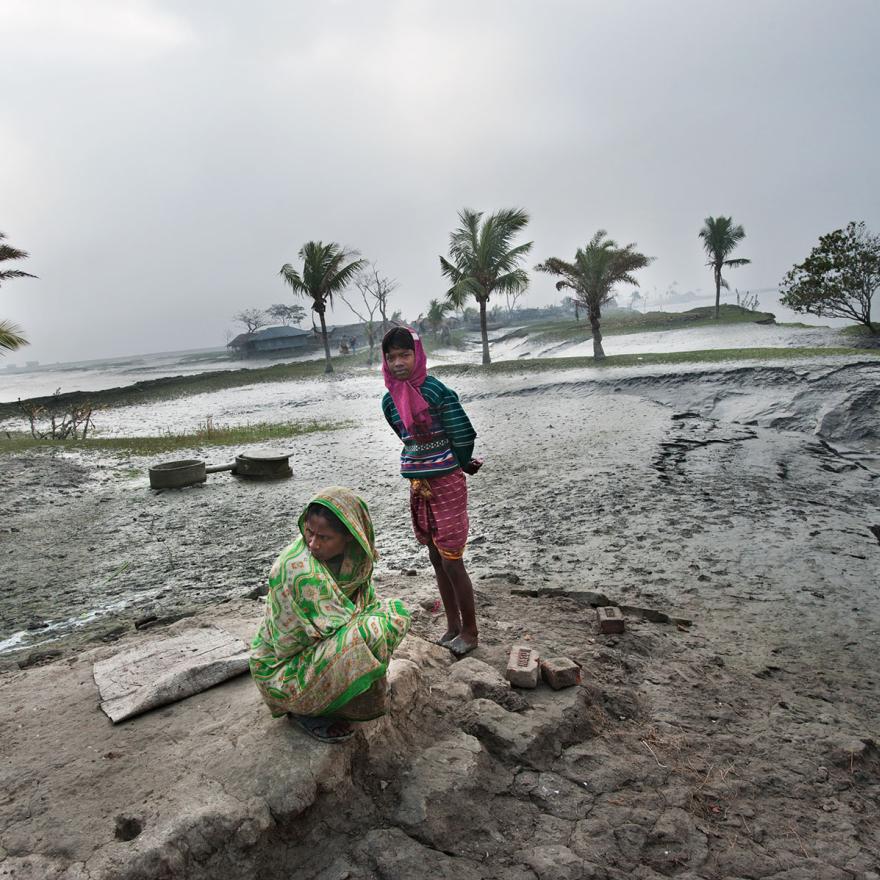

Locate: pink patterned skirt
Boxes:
[409,469,469,560]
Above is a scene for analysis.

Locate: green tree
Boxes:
[698,216,751,320]
[280,241,366,373]
[779,221,879,333]
[0,231,37,354]
[536,230,652,359]
[440,208,532,365]
[266,303,307,326]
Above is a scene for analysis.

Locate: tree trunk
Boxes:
[590,308,605,359]
[479,298,491,365]
[575,301,580,322]
[714,266,722,320]
[317,306,333,373]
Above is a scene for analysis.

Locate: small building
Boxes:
[227,325,334,358]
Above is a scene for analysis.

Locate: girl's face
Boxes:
[304,513,351,562]
[385,346,415,380]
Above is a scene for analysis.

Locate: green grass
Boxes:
[497,305,778,347]
[0,418,349,457]
[434,346,879,377]
[838,323,880,337]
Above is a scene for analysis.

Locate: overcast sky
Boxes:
[1,0,878,364]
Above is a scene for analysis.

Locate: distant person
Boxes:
[380,326,482,657]
[349,335,358,352]
[250,487,411,742]
[339,340,350,355]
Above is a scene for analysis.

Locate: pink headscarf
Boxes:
[382,327,432,436]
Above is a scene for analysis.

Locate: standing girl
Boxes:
[381,326,482,657]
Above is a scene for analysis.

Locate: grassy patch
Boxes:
[434,346,878,377]
[497,305,778,346]
[838,323,880,337]
[0,353,376,419]
[0,418,349,457]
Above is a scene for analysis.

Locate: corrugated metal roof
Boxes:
[252,325,311,340]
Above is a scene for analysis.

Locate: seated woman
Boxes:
[250,486,411,743]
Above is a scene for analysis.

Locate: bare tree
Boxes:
[233,309,268,334]
[266,303,307,326]
[18,389,95,440]
[341,264,397,365]
[354,263,398,337]
[504,287,526,315]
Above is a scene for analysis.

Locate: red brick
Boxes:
[596,605,625,634]
[506,644,540,688]
[540,657,582,690]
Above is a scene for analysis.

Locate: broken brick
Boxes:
[540,657,582,690]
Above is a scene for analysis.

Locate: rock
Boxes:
[520,843,598,880]
[540,657,582,690]
[449,656,508,695]
[396,731,484,828]
[395,634,454,671]
[450,657,529,711]
[827,736,878,773]
[17,648,63,669]
[506,644,540,688]
[461,688,592,770]
[353,828,483,880]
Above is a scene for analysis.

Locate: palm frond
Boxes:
[0,319,28,353]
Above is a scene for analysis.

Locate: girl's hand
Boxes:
[462,458,483,475]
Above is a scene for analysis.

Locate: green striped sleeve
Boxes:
[427,377,476,467]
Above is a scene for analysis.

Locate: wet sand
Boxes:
[1,354,878,877]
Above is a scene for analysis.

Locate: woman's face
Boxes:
[385,345,415,380]
[304,513,351,562]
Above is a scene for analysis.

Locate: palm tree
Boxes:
[535,231,652,359]
[698,216,751,320]
[425,298,453,337]
[0,319,28,354]
[0,231,36,354]
[440,208,532,365]
[280,241,366,373]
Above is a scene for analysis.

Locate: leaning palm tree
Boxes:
[280,241,366,373]
[536,231,652,359]
[440,208,532,365]
[0,231,36,353]
[698,216,751,320]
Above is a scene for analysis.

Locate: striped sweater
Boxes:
[382,375,476,478]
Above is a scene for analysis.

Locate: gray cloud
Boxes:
[1,0,878,363]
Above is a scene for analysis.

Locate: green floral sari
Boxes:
[249,487,411,719]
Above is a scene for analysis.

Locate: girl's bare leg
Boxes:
[439,555,478,651]
[428,542,461,641]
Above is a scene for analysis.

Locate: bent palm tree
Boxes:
[698,216,751,320]
[536,231,652,359]
[440,208,532,365]
[0,231,37,354]
[280,241,366,373]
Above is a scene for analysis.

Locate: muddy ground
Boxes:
[1,357,879,878]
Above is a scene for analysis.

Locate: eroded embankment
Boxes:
[2,584,878,880]
[466,359,880,457]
